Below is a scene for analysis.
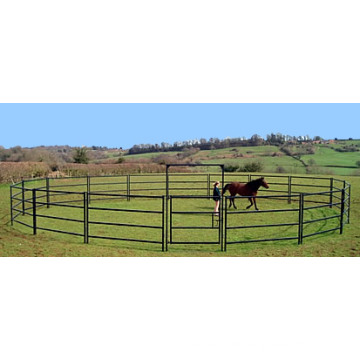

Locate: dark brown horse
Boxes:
[222,177,269,210]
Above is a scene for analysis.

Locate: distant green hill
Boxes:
[122,141,360,176]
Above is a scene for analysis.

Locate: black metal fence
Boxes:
[10,173,351,252]
[169,195,223,246]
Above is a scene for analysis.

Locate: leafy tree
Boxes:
[250,134,263,146]
[73,147,89,164]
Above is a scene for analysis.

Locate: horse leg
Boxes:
[229,193,236,209]
[229,193,237,209]
[233,198,237,209]
[246,198,253,209]
[254,198,259,211]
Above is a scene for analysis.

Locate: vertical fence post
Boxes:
[169,196,173,245]
[218,194,222,247]
[221,165,225,249]
[219,192,224,251]
[207,173,210,197]
[347,184,351,224]
[329,178,334,208]
[84,192,89,244]
[165,195,169,251]
[166,166,169,248]
[288,176,292,204]
[127,175,131,201]
[340,189,345,235]
[87,175,91,204]
[223,197,228,252]
[22,180,25,216]
[298,193,304,245]
[32,189,37,235]
[10,186,13,226]
[162,196,166,251]
[221,165,225,198]
[46,177,50,208]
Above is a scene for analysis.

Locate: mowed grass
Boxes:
[1,173,360,257]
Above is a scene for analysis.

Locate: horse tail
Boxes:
[222,183,230,195]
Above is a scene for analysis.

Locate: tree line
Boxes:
[128,133,319,155]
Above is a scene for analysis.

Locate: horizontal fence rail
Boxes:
[10,173,351,251]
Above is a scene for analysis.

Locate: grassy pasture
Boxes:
[1,172,359,257]
[302,145,360,174]
[122,142,360,176]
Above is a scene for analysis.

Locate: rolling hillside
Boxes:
[122,142,360,176]
[1,140,359,180]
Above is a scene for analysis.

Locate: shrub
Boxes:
[0,162,51,183]
[153,155,179,165]
[58,163,166,177]
[224,164,239,172]
[178,147,200,159]
[239,161,264,173]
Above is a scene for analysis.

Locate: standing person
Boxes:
[213,181,221,215]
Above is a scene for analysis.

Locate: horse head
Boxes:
[260,177,270,189]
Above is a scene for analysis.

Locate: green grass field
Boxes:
[123,143,360,176]
[301,145,360,174]
[1,172,359,257]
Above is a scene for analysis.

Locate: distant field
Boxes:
[122,143,360,176]
[302,145,360,174]
[123,151,179,160]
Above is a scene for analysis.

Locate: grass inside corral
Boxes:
[1,173,360,257]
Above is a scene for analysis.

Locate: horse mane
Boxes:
[247,178,264,191]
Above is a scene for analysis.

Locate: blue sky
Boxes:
[1,103,359,149]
